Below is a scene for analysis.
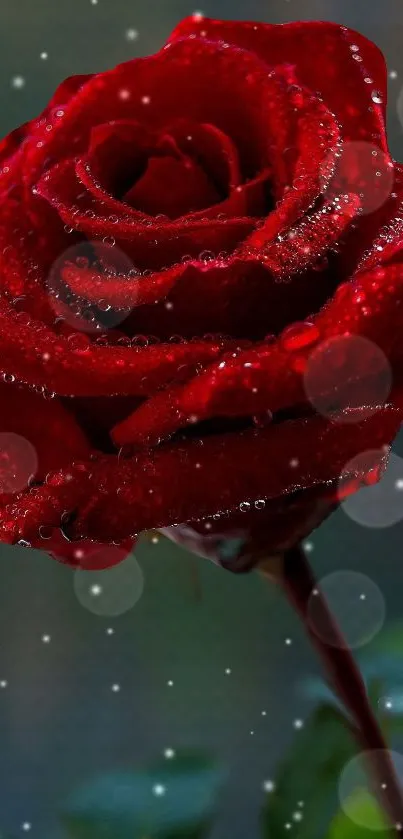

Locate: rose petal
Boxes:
[1,406,400,546]
[0,300,235,396]
[124,154,221,218]
[0,380,91,506]
[37,158,255,271]
[168,18,388,151]
[112,195,361,446]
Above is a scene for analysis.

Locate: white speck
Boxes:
[41,634,51,643]
[225,668,231,675]
[90,584,102,597]
[164,748,175,759]
[12,76,25,89]
[141,95,151,105]
[165,301,173,310]
[390,70,398,80]
[193,10,204,21]
[111,683,121,693]
[359,593,366,601]
[21,824,32,832]
[153,783,166,796]
[261,710,267,716]
[151,535,159,544]
[263,780,275,793]
[395,479,403,490]
[285,638,293,646]
[119,88,131,101]
[90,0,98,4]
[293,719,304,730]
[386,700,393,709]
[285,824,292,831]
[0,680,8,689]
[126,28,138,41]
[106,627,114,636]
[167,680,174,687]
[293,811,303,822]
[303,541,314,553]
[250,730,255,735]
[382,783,388,790]
[290,458,299,468]
[40,51,48,60]
[298,801,304,808]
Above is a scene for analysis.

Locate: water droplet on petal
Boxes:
[371,90,383,105]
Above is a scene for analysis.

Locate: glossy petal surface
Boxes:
[0,17,401,569]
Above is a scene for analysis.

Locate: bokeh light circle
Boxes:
[339,750,403,831]
[47,240,136,333]
[307,570,385,649]
[51,538,135,570]
[74,552,144,616]
[339,451,403,528]
[320,141,394,215]
[0,433,38,493]
[303,334,392,423]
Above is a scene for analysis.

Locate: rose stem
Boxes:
[277,544,403,833]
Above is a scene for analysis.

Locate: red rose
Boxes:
[0,16,402,570]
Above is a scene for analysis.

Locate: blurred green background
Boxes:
[1,0,403,836]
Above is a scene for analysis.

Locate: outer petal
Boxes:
[357,164,403,272]
[0,380,91,507]
[0,407,399,547]
[168,18,388,151]
[0,74,92,198]
[111,260,403,448]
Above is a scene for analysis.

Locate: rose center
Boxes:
[123,152,222,218]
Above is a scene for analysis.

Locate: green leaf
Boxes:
[62,750,225,839]
[364,623,403,657]
[261,704,357,839]
[328,789,394,837]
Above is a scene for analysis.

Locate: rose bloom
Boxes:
[0,16,402,570]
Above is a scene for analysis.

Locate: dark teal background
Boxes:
[0,0,403,836]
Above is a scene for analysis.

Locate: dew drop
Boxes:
[371,90,383,105]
